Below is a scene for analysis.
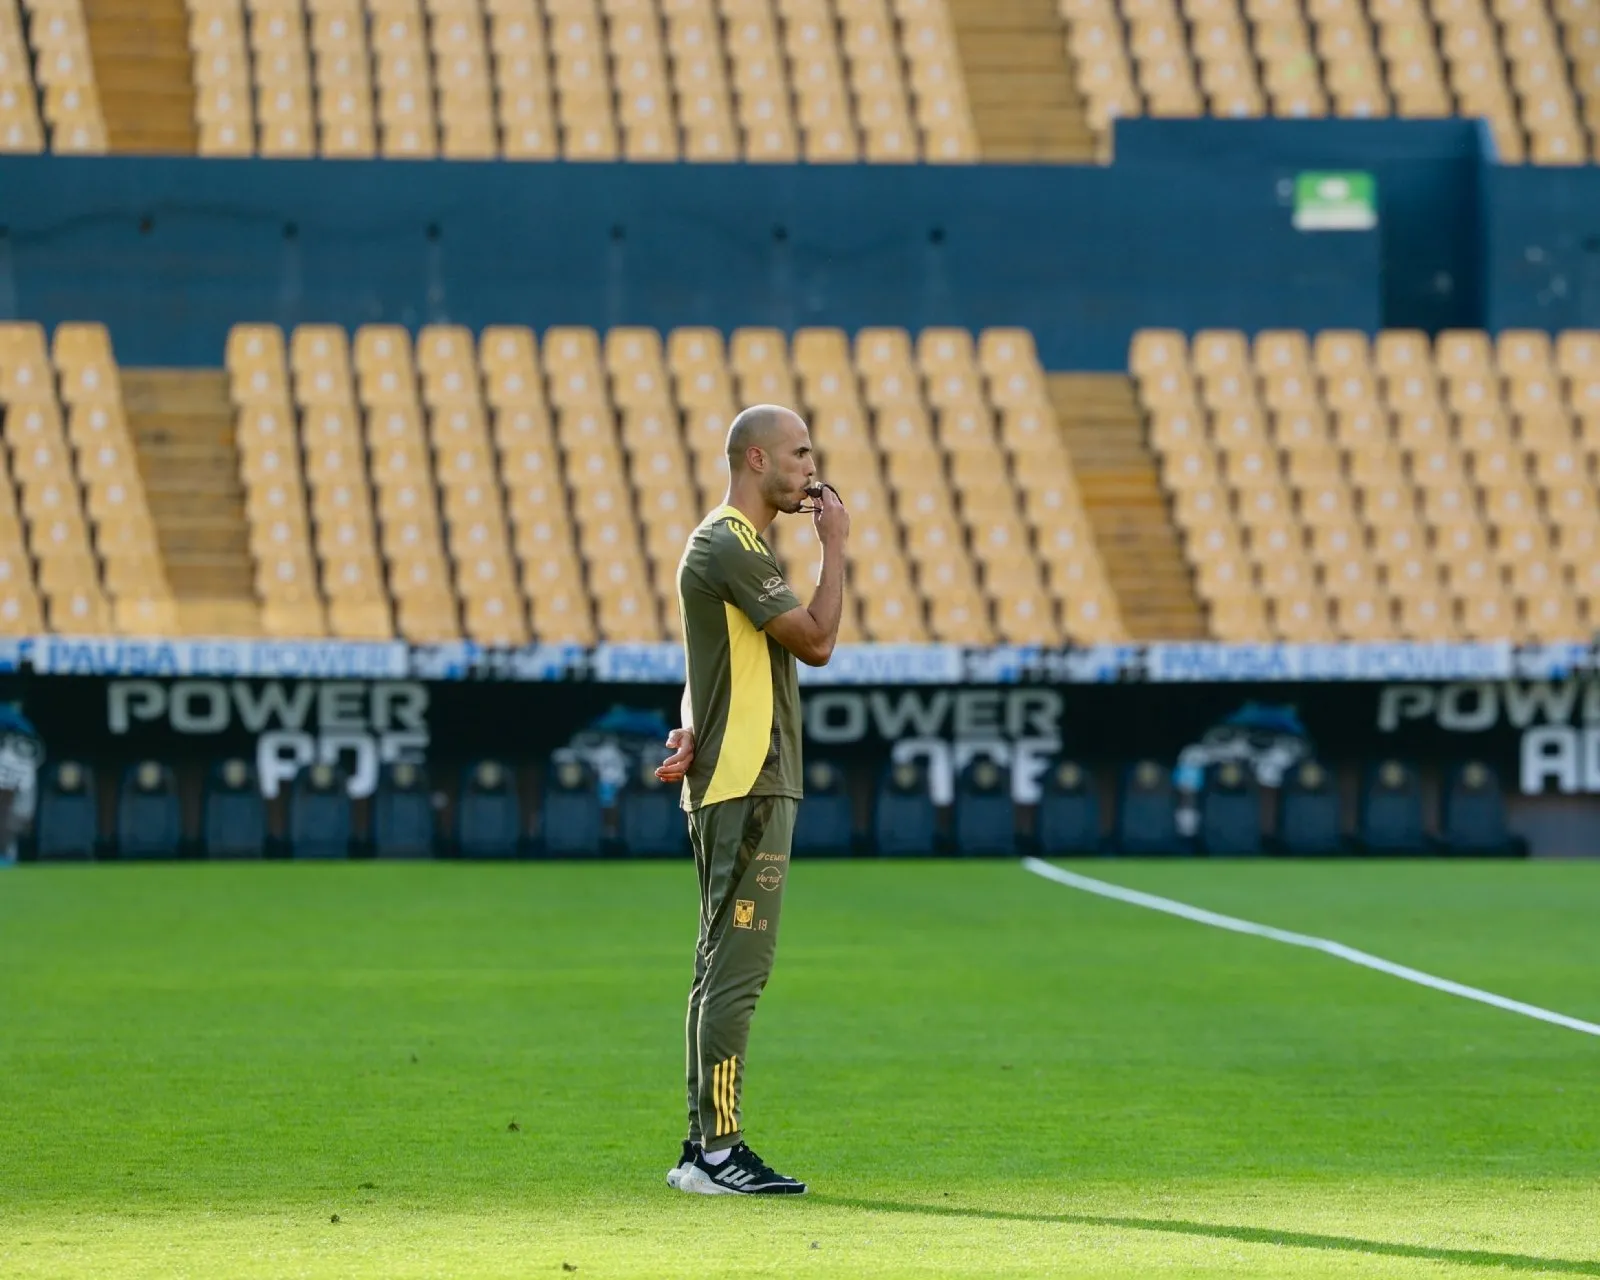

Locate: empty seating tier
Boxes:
[1060,0,1600,159]
[1140,326,1600,642]
[19,0,108,150]
[180,0,983,159]
[6,0,1600,159]
[5,320,1129,643]
[223,321,1121,644]
[16,320,1600,647]
[0,322,173,634]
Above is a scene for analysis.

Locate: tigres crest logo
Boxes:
[733,899,756,930]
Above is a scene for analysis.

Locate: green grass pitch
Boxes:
[2,858,1598,1278]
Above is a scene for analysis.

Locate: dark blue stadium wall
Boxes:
[1,121,1563,371]
[0,154,1378,369]
[1485,166,1600,334]
[1116,118,1488,338]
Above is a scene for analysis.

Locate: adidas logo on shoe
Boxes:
[678,1142,806,1196]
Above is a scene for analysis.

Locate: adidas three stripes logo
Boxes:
[711,1055,739,1137]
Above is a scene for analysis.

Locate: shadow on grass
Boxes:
[812,1196,1600,1275]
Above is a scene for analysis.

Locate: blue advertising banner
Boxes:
[10,636,1598,684]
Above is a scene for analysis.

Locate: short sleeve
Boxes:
[710,523,802,629]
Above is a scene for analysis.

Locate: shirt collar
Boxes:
[710,504,759,535]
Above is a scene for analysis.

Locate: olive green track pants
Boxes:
[683,794,796,1152]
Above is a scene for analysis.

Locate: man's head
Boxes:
[725,404,816,515]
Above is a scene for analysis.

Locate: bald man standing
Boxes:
[654,404,849,1196]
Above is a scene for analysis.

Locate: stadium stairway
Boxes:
[1048,373,1206,639]
[124,369,258,634]
[82,0,197,154]
[945,0,1095,161]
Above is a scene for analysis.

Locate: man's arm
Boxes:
[764,486,849,667]
[763,541,844,666]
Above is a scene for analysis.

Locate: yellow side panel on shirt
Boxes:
[700,600,773,808]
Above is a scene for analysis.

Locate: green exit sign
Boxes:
[1293,172,1377,231]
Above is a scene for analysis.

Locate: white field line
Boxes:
[1020,857,1600,1039]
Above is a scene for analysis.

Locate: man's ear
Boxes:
[746,446,766,473]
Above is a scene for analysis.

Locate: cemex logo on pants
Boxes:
[107,680,428,797]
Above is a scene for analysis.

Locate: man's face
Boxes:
[758,415,817,514]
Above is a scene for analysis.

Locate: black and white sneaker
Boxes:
[679,1143,807,1196]
[666,1139,699,1189]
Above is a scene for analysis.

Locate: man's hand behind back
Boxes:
[656,727,695,784]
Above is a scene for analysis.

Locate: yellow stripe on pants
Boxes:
[712,1055,739,1137]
